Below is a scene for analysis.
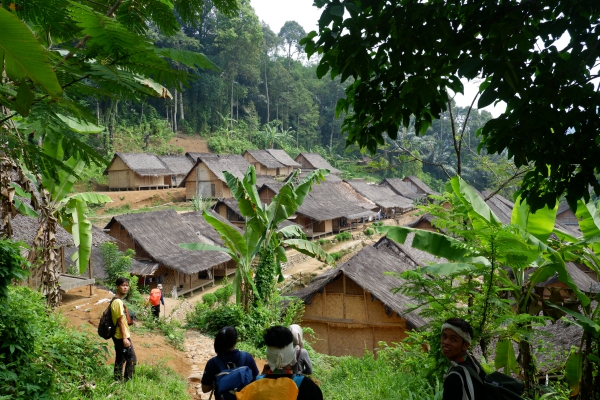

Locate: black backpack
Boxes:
[98,298,117,339]
[212,352,253,400]
[448,361,525,400]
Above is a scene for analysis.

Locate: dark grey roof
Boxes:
[298,181,378,221]
[255,175,280,188]
[245,150,284,169]
[105,210,231,274]
[382,178,424,201]
[106,152,171,176]
[403,176,438,195]
[180,209,243,246]
[266,149,301,167]
[186,152,218,162]
[219,154,252,174]
[295,153,341,174]
[129,259,160,276]
[11,213,74,247]
[157,155,194,176]
[289,236,440,329]
[345,179,414,212]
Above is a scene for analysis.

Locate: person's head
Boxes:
[157,284,163,290]
[441,318,473,361]
[289,324,303,348]
[115,277,130,296]
[264,326,296,370]
[214,326,238,354]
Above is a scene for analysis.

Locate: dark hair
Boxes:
[263,326,293,349]
[214,326,238,354]
[116,277,130,286]
[444,317,474,341]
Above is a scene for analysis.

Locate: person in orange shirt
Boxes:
[111,277,137,381]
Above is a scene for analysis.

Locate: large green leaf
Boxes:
[451,176,500,227]
[57,114,105,133]
[192,210,247,259]
[511,195,557,242]
[0,7,62,97]
[420,263,478,275]
[277,224,306,239]
[67,197,93,273]
[564,351,582,394]
[546,303,600,338]
[576,200,600,253]
[495,339,519,374]
[65,192,113,205]
[283,238,334,264]
[156,48,218,71]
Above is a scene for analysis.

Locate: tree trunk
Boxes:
[518,328,537,395]
[296,114,299,149]
[179,91,184,121]
[140,101,144,124]
[265,55,270,122]
[329,112,335,154]
[173,88,178,133]
[34,187,61,308]
[231,80,234,131]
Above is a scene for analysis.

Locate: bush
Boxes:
[330,252,342,261]
[364,228,374,237]
[319,239,325,245]
[202,293,217,307]
[334,231,352,241]
[101,242,135,284]
[214,284,234,304]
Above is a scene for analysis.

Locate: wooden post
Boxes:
[89,257,94,296]
[61,247,65,273]
[342,274,347,319]
[190,274,192,295]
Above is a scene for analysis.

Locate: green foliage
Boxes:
[0,239,28,299]
[0,286,107,399]
[101,241,135,284]
[214,284,234,304]
[364,228,374,237]
[329,252,342,261]
[334,231,351,241]
[202,293,217,307]
[254,247,277,304]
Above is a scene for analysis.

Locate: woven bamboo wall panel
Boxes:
[108,170,129,189]
[186,182,196,200]
[304,293,323,317]
[345,295,366,321]
[327,275,344,293]
[373,326,406,347]
[345,277,363,295]
[366,295,404,323]
[305,322,328,354]
[329,326,373,357]
[324,219,333,232]
[325,294,344,318]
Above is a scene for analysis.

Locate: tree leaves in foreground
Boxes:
[304,0,600,211]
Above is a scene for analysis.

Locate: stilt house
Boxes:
[157,155,194,188]
[294,153,341,175]
[344,179,414,218]
[104,152,171,190]
[243,150,285,176]
[288,235,436,356]
[105,210,235,296]
[181,155,247,200]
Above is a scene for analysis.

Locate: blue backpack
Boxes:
[213,352,253,400]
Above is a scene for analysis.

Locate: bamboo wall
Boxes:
[107,158,165,190]
[185,164,232,200]
[295,154,312,170]
[242,153,278,176]
[302,273,408,356]
[260,187,277,204]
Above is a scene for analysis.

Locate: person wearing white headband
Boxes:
[441,318,485,400]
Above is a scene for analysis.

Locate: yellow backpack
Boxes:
[235,375,303,400]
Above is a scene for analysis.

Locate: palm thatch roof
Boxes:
[219,154,252,173]
[181,156,246,187]
[345,179,414,212]
[186,152,219,162]
[11,213,74,247]
[255,175,280,188]
[180,209,243,246]
[299,181,377,220]
[557,201,572,215]
[244,150,284,169]
[295,153,341,174]
[382,178,424,201]
[130,259,160,276]
[289,235,442,329]
[284,171,343,184]
[105,210,231,274]
[403,176,438,195]
[266,149,301,167]
[215,198,244,219]
[104,152,171,176]
[157,155,194,176]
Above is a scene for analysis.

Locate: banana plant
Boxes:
[181,166,333,311]
[379,176,587,392]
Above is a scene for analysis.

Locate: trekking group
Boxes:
[99,278,524,399]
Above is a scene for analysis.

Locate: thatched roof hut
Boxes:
[345,179,414,215]
[294,152,341,174]
[243,150,288,176]
[157,155,194,187]
[180,156,247,200]
[105,210,234,294]
[381,178,424,201]
[288,235,438,356]
[186,152,218,162]
[104,152,171,190]
[266,149,301,168]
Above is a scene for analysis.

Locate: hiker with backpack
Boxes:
[148,284,164,320]
[236,326,323,400]
[201,326,259,399]
[290,324,312,375]
[111,277,137,381]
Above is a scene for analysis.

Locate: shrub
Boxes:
[101,242,135,284]
[319,239,325,245]
[202,293,217,307]
[364,228,374,237]
[330,252,342,261]
[214,284,234,304]
[334,231,352,241]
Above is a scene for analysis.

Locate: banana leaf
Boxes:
[511,195,557,242]
[283,238,334,264]
[495,339,519,374]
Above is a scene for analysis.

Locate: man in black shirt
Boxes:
[441,318,486,400]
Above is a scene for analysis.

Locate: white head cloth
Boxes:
[441,323,472,344]
[266,342,297,370]
[290,324,303,348]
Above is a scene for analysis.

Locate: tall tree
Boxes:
[279,21,306,70]
[304,0,600,211]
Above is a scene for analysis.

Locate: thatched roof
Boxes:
[345,179,414,212]
[298,181,377,221]
[65,226,116,279]
[266,149,301,167]
[11,213,74,247]
[382,178,424,201]
[186,152,218,162]
[404,176,438,195]
[157,155,194,176]
[180,209,243,246]
[557,201,572,215]
[284,171,343,184]
[105,152,171,176]
[215,198,244,219]
[295,153,341,174]
[244,150,284,169]
[130,259,160,276]
[105,210,231,274]
[181,156,246,187]
[255,175,280,189]
[289,235,443,329]
[219,154,252,174]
